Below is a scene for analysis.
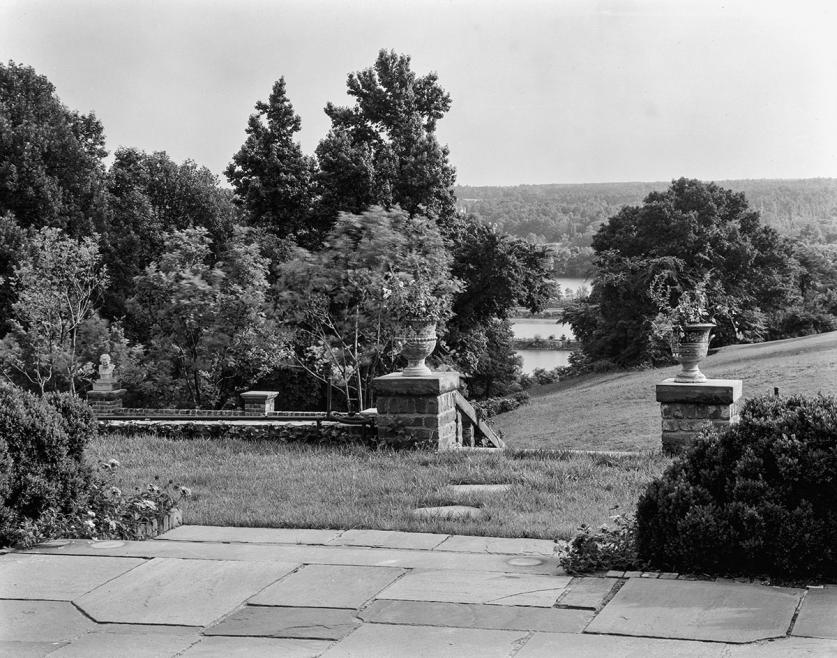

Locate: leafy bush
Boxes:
[0,384,93,547]
[636,394,837,579]
[474,391,530,417]
[559,515,639,574]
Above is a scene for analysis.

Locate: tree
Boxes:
[0,61,108,236]
[466,318,522,399]
[225,78,318,243]
[568,178,798,366]
[103,148,238,322]
[0,227,108,394]
[129,227,283,409]
[276,207,460,411]
[316,50,457,226]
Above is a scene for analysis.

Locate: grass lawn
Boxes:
[87,433,669,540]
[495,331,837,452]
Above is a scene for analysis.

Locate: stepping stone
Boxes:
[447,484,511,495]
[792,586,837,639]
[360,599,592,633]
[248,564,403,608]
[376,569,571,607]
[515,631,728,657]
[328,529,449,550]
[204,606,359,640]
[74,557,298,626]
[435,535,555,556]
[0,554,146,600]
[556,577,617,609]
[320,623,530,658]
[586,578,803,643]
[45,625,200,657]
[412,505,483,520]
[0,641,68,657]
[182,636,332,657]
[0,600,95,642]
[158,526,342,545]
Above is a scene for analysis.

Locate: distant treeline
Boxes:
[456,179,837,275]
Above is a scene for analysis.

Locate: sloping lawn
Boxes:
[87,433,668,540]
[495,331,837,451]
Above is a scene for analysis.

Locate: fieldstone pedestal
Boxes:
[655,378,743,454]
[373,372,460,450]
[86,383,126,416]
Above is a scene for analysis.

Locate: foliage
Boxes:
[648,274,715,351]
[276,207,460,411]
[0,61,108,237]
[0,383,93,547]
[635,394,837,579]
[473,391,530,418]
[567,178,798,366]
[317,49,457,225]
[465,319,522,398]
[225,78,317,244]
[102,420,370,445]
[0,227,108,394]
[559,515,640,574]
[129,226,284,409]
[104,148,237,321]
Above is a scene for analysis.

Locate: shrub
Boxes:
[635,394,837,580]
[559,515,639,574]
[0,384,93,547]
[474,391,530,418]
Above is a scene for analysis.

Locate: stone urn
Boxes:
[671,323,715,383]
[398,321,437,376]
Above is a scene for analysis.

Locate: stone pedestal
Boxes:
[240,390,279,414]
[373,372,460,449]
[86,388,126,415]
[655,378,743,454]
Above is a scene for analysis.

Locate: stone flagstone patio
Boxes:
[1,526,835,657]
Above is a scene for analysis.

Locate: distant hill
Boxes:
[455,179,837,257]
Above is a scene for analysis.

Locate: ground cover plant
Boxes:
[86,433,669,540]
[494,331,837,451]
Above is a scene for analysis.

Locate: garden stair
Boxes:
[453,391,505,449]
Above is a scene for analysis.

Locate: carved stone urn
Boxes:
[671,323,715,383]
[398,321,437,376]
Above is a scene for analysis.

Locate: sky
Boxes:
[2,0,835,186]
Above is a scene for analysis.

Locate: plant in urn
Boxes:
[650,275,716,383]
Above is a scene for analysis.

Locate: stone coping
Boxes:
[655,378,743,404]
[373,371,461,395]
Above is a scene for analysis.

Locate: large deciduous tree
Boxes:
[0,227,108,395]
[0,61,108,236]
[129,227,283,409]
[225,78,318,244]
[316,50,457,226]
[567,178,798,366]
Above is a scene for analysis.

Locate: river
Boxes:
[512,277,587,374]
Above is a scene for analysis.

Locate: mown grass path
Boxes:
[495,331,837,451]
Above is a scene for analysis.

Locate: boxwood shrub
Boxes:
[0,384,95,546]
[635,394,837,580]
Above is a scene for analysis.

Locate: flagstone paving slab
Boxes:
[158,525,343,545]
[0,600,94,643]
[434,534,556,556]
[181,636,333,657]
[376,569,571,607]
[46,626,201,657]
[446,484,511,495]
[249,564,403,608]
[791,586,837,640]
[327,529,448,550]
[74,557,298,625]
[0,554,146,600]
[0,641,68,658]
[515,631,728,657]
[321,623,530,658]
[727,636,837,656]
[411,505,483,520]
[204,606,359,640]
[556,577,617,609]
[360,599,593,632]
[585,577,803,643]
[26,539,562,574]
